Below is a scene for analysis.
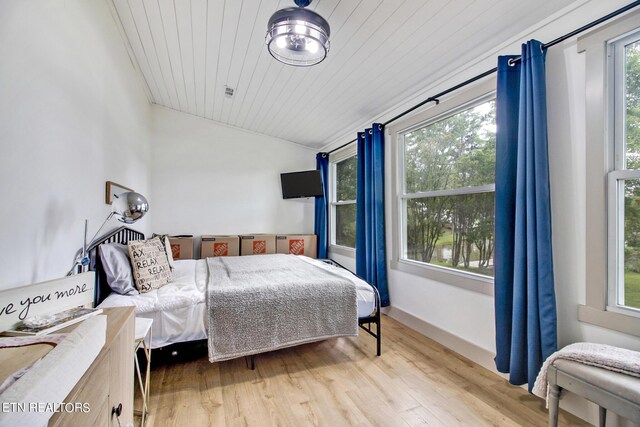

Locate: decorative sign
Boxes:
[105,180,133,205]
[0,272,95,332]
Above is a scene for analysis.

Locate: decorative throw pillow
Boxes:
[99,243,139,296]
[128,237,172,293]
[152,233,175,270]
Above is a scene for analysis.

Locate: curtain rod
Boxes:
[326,0,640,155]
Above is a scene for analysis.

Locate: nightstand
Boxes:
[134,317,153,427]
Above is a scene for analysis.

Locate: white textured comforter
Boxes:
[206,254,359,362]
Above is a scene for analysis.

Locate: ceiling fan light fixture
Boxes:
[265,1,330,67]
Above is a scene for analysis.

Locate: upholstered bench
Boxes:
[547,359,640,427]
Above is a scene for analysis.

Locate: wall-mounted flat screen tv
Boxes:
[280,170,324,199]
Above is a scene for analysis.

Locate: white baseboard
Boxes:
[385,306,500,375]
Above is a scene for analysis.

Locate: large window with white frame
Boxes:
[580,9,640,336]
[398,95,496,278]
[607,29,640,316]
[330,152,357,249]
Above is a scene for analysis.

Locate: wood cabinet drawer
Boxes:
[46,308,134,427]
[49,355,109,427]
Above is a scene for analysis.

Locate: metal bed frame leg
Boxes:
[376,306,381,357]
[356,274,382,356]
[244,355,255,370]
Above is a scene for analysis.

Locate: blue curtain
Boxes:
[494,40,557,392]
[356,124,390,307]
[315,153,329,259]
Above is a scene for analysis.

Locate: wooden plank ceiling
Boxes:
[111,0,576,148]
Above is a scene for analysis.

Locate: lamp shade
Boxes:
[265,6,330,67]
[111,191,149,224]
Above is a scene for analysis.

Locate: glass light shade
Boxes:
[111,191,149,224]
[266,7,330,67]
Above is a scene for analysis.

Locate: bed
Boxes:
[90,227,381,360]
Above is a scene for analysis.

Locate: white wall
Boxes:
[0,0,152,290]
[329,0,640,424]
[150,106,315,257]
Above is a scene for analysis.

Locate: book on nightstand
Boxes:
[0,307,103,337]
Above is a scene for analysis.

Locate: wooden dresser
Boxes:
[48,307,135,427]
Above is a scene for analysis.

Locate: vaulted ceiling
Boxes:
[110,0,577,148]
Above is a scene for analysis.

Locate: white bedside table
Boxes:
[134,317,153,427]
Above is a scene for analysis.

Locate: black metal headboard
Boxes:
[88,226,144,307]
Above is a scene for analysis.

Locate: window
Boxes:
[388,79,496,294]
[400,97,496,277]
[580,9,640,336]
[607,30,640,316]
[330,153,357,249]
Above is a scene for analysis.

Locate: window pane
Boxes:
[336,156,357,201]
[626,40,640,169]
[335,204,356,248]
[404,100,496,193]
[405,192,494,277]
[623,179,640,309]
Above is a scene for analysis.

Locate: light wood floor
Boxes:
[135,315,588,426]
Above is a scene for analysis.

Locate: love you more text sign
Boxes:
[0,272,95,332]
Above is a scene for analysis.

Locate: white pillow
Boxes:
[152,233,176,270]
[98,243,139,296]
[163,235,175,269]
